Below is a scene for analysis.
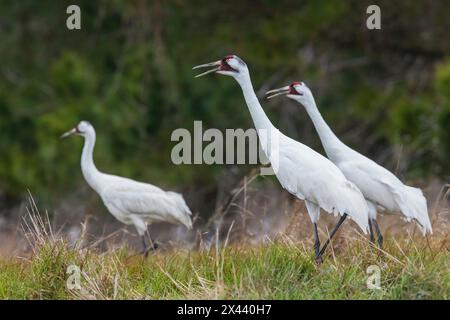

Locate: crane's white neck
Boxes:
[235,73,276,156]
[301,94,344,159]
[80,130,103,193]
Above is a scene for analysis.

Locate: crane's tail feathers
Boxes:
[397,186,432,235]
[327,206,369,235]
[341,181,370,234]
[168,192,193,230]
[349,212,370,235]
[322,182,369,235]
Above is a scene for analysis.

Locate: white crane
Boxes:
[193,55,369,262]
[266,81,432,246]
[61,121,193,256]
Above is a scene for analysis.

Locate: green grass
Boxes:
[0,233,448,299]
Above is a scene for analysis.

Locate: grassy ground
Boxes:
[0,223,448,299]
[0,194,448,300]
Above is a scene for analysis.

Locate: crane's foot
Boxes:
[314,255,324,265]
[140,235,159,258]
[142,242,159,258]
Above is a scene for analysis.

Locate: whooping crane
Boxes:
[193,55,369,262]
[61,121,193,256]
[266,81,432,246]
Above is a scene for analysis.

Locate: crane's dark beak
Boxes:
[60,127,77,139]
[265,86,290,99]
[192,60,221,78]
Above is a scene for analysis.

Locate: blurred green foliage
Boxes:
[0,0,449,210]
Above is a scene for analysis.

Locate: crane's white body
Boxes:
[68,122,192,237]
[263,129,369,232]
[288,83,432,234]
[195,57,369,233]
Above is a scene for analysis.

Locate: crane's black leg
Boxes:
[142,236,147,252]
[313,223,323,264]
[148,234,159,251]
[140,236,150,257]
[318,213,348,257]
[368,219,375,243]
[140,234,159,257]
[371,219,383,248]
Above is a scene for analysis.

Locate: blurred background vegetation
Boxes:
[0,0,449,219]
